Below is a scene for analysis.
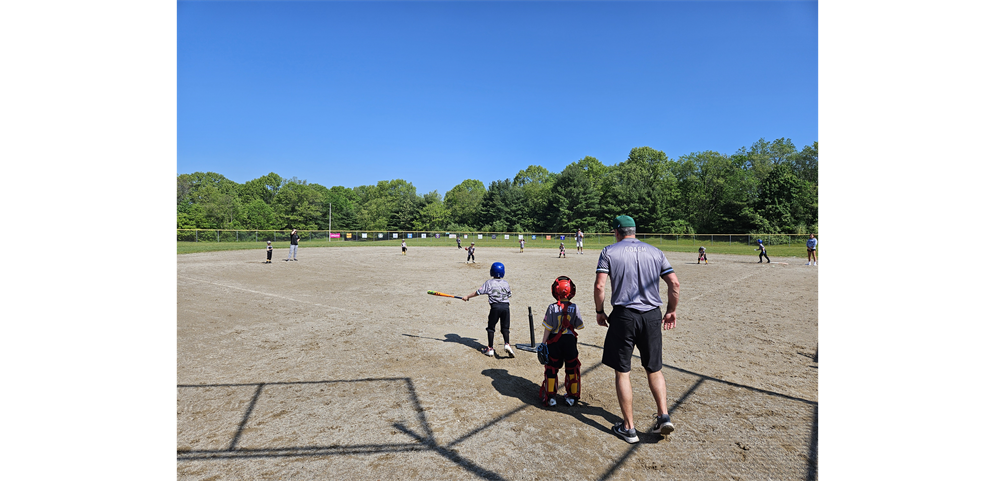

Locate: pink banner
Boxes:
[329,233,341,239]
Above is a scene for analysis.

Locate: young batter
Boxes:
[463,262,514,358]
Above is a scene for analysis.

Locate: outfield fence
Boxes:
[176,229,813,248]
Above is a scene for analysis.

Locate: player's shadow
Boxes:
[401,333,487,353]
[481,368,617,437]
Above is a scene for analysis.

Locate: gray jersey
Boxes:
[596,238,674,312]
[542,302,584,335]
[477,278,511,304]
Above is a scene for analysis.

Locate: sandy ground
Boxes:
[178,245,818,480]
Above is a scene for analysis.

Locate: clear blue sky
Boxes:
[178,1,817,196]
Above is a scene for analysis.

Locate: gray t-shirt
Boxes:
[596,238,674,312]
[476,278,511,304]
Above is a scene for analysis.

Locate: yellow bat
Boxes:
[427,290,463,300]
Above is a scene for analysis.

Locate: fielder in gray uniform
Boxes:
[594,215,680,444]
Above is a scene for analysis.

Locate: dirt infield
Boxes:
[178,245,818,480]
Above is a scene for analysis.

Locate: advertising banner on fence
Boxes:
[330,232,341,239]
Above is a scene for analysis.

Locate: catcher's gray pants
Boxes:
[288,244,298,259]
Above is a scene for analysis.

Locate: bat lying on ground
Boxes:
[427,290,463,300]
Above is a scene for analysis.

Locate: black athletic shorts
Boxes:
[602,306,663,373]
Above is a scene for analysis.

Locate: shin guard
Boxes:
[541,366,559,404]
[565,358,581,400]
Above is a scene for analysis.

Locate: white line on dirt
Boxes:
[177,275,359,314]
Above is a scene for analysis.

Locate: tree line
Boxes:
[177,137,817,235]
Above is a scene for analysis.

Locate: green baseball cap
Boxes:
[612,215,636,229]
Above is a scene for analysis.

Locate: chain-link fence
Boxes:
[177,230,813,248]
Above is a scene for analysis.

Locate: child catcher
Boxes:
[538,276,584,407]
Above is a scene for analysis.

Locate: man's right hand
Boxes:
[597,312,609,327]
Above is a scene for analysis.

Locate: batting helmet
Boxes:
[490,262,505,278]
[551,276,576,301]
[757,239,763,244]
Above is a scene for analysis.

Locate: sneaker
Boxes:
[482,347,495,357]
[564,397,577,407]
[546,398,557,407]
[504,344,515,358]
[651,414,675,435]
[813,262,817,266]
[612,422,639,444]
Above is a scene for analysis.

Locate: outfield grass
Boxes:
[178,235,813,258]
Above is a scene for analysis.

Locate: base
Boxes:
[515,343,538,353]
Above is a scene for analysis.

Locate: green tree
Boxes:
[791,141,818,183]
[414,191,449,231]
[673,151,754,233]
[754,164,813,233]
[479,179,527,232]
[444,179,486,229]
[324,186,360,230]
[355,179,419,230]
[238,173,284,204]
[601,147,675,232]
[243,198,278,230]
[273,177,323,229]
[549,164,600,232]
[178,172,244,229]
[512,165,555,231]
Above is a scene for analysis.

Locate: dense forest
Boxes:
[177,138,817,235]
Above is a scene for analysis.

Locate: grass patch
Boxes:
[178,235,812,258]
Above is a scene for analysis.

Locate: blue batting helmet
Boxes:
[490,262,505,278]
[757,239,763,244]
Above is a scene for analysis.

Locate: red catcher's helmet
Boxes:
[551,276,576,302]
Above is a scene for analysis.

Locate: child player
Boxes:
[755,239,771,263]
[265,240,273,264]
[463,262,515,358]
[539,276,584,407]
[520,237,525,253]
[558,242,566,258]
[401,240,407,256]
[466,242,476,264]
[697,246,707,265]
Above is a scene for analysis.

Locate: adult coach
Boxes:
[594,215,680,444]
[576,228,584,254]
[286,229,300,261]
